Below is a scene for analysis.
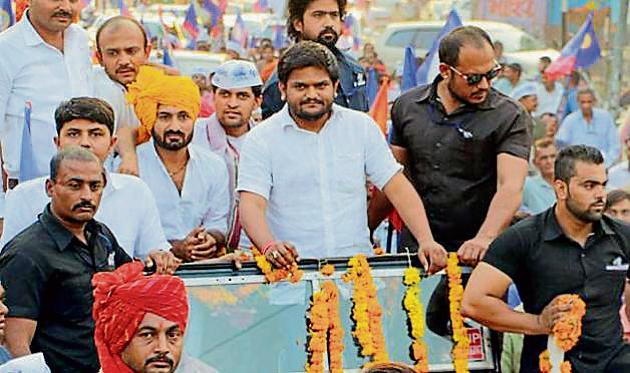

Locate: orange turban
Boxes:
[126,66,201,145]
[92,261,189,373]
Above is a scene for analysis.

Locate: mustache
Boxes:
[318,27,338,39]
[115,65,135,73]
[164,130,185,137]
[145,352,174,368]
[300,98,324,105]
[52,10,72,18]
[72,201,96,211]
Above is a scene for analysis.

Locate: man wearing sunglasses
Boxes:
[368,26,531,335]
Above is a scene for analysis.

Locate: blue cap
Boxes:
[511,82,537,101]
[211,60,263,89]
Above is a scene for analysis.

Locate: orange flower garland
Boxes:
[539,294,586,373]
[320,264,335,277]
[252,247,303,283]
[342,254,389,363]
[305,280,344,373]
[403,267,429,372]
[446,253,469,373]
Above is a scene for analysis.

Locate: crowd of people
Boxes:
[0,0,629,371]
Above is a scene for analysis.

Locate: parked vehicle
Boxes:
[149,49,228,77]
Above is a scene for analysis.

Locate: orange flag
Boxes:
[369,77,390,136]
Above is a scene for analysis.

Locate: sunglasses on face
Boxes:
[448,64,502,85]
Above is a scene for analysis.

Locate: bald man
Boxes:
[92,16,175,175]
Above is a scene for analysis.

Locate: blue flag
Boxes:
[202,0,222,28]
[0,0,15,32]
[366,67,379,108]
[401,46,418,92]
[163,47,175,66]
[415,9,463,86]
[19,102,40,183]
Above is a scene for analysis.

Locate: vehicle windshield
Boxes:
[483,26,546,52]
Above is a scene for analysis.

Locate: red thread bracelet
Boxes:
[261,241,276,255]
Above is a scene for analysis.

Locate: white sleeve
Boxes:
[0,188,38,250]
[0,56,12,183]
[134,180,170,259]
[363,116,403,189]
[236,131,272,199]
[202,159,230,233]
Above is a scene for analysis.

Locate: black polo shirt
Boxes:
[390,78,531,251]
[483,207,630,372]
[0,204,132,373]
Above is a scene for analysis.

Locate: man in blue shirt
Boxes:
[521,138,557,214]
[261,0,368,119]
[556,88,620,168]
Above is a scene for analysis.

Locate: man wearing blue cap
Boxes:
[511,82,545,141]
[192,60,263,250]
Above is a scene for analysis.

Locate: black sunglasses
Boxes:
[448,64,502,85]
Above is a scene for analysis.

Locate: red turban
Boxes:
[92,261,189,373]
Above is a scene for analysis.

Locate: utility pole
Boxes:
[606,0,628,116]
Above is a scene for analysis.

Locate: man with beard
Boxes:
[238,41,440,269]
[463,145,630,372]
[93,262,217,373]
[192,60,263,250]
[367,26,530,336]
[0,147,178,373]
[128,67,230,263]
[260,0,368,119]
[0,0,92,190]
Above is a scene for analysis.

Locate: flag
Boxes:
[163,49,174,66]
[342,14,361,52]
[118,0,131,17]
[19,102,40,183]
[0,0,15,32]
[369,77,389,136]
[366,68,379,108]
[202,0,223,28]
[253,0,269,13]
[401,46,418,92]
[230,10,248,47]
[544,13,601,80]
[272,25,286,50]
[415,9,463,86]
[183,3,200,40]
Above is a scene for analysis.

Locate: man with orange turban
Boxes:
[93,261,216,373]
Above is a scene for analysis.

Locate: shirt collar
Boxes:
[415,75,498,110]
[39,204,99,252]
[279,103,342,130]
[21,10,74,48]
[102,170,119,198]
[543,206,616,241]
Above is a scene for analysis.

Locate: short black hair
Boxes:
[287,0,347,42]
[540,56,552,64]
[211,85,263,98]
[96,16,148,53]
[606,190,630,210]
[439,26,493,67]
[554,145,604,183]
[49,146,102,183]
[506,62,522,74]
[277,41,339,85]
[55,97,115,135]
[577,87,596,101]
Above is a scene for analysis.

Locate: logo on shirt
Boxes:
[606,256,629,271]
[354,72,366,87]
[107,252,116,267]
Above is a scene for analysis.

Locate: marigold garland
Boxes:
[320,264,335,277]
[446,253,469,373]
[403,267,429,372]
[539,294,586,373]
[305,280,344,373]
[252,247,303,283]
[342,254,389,364]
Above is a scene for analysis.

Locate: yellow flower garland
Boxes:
[342,254,389,364]
[305,280,344,373]
[539,294,586,373]
[403,267,429,372]
[252,247,303,283]
[446,253,469,373]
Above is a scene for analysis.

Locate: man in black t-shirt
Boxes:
[463,145,630,372]
[0,147,179,373]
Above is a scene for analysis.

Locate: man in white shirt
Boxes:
[533,74,564,117]
[192,60,263,250]
[128,69,230,262]
[238,41,446,271]
[0,98,170,259]
[608,137,630,190]
[0,4,92,187]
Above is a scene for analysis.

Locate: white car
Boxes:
[149,50,228,77]
[375,20,559,79]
